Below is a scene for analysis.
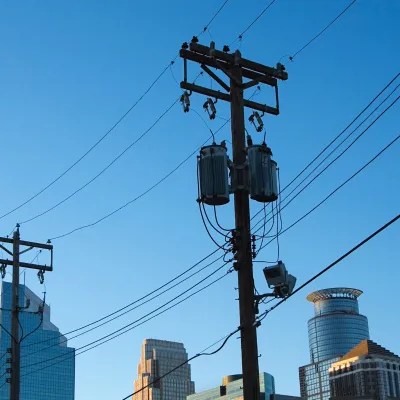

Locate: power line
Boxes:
[48,119,230,240]
[230,0,277,46]
[0,63,173,222]
[21,255,226,357]
[47,89,265,240]
[290,0,358,60]
[21,248,221,349]
[257,133,400,252]
[20,97,181,224]
[122,328,240,400]
[251,91,399,233]
[251,94,399,235]
[198,0,232,37]
[250,73,399,226]
[21,264,233,375]
[0,1,232,223]
[257,212,400,320]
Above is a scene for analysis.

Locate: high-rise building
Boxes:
[299,288,370,400]
[187,373,275,400]
[329,340,400,400]
[0,282,75,400]
[132,339,195,400]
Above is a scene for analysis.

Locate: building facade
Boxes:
[187,373,275,400]
[0,282,75,400]
[329,340,400,400]
[133,339,195,400]
[299,288,370,400]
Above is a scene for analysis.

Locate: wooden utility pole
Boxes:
[0,225,53,400]
[180,40,287,400]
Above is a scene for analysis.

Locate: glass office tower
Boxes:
[187,373,275,400]
[133,339,195,400]
[299,288,369,400]
[0,282,75,400]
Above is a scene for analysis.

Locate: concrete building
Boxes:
[187,373,275,400]
[329,340,400,400]
[133,339,195,400]
[299,288,370,400]
[0,282,75,400]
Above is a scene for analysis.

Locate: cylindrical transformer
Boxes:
[247,144,278,203]
[198,144,230,206]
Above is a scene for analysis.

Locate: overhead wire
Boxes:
[257,212,400,321]
[198,0,232,37]
[256,133,400,253]
[22,262,233,374]
[290,0,358,61]
[250,74,399,228]
[251,94,399,235]
[122,327,240,400]
[21,255,225,357]
[0,0,232,223]
[0,63,174,222]
[21,248,222,349]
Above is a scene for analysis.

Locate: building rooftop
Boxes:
[307,288,363,303]
[339,340,400,362]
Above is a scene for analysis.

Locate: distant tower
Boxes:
[132,339,195,400]
[299,288,370,400]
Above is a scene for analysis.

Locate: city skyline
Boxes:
[0,0,398,399]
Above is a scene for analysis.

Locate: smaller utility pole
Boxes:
[0,225,53,400]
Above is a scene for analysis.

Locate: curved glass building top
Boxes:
[307,288,369,363]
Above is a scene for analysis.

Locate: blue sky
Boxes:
[0,0,399,399]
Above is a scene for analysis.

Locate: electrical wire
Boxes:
[250,81,399,230]
[290,0,358,61]
[21,263,233,373]
[21,255,225,357]
[0,63,174,222]
[20,97,181,224]
[230,0,278,46]
[48,119,230,240]
[22,248,222,349]
[198,0,232,37]
[257,213,400,320]
[256,133,400,252]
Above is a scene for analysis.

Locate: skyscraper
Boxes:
[0,282,75,400]
[299,288,370,400]
[329,340,400,400]
[132,339,195,400]
[187,373,275,400]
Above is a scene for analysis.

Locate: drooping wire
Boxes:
[21,263,233,373]
[20,97,181,224]
[121,327,240,400]
[257,212,400,320]
[0,62,175,222]
[22,248,222,349]
[21,256,225,356]
[48,118,231,241]
[250,84,400,230]
[256,133,400,253]
[290,0,358,61]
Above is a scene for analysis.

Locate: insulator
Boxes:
[249,112,264,132]
[180,91,190,113]
[198,144,230,206]
[203,98,216,120]
[247,144,278,203]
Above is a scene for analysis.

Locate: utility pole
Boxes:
[0,225,53,400]
[180,40,287,400]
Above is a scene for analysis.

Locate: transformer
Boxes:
[247,144,278,203]
[198,144,230,206]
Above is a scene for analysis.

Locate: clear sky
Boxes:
[0,0,399,399]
